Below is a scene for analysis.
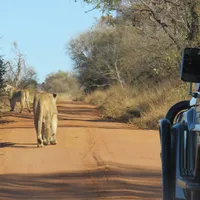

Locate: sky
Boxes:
[0,0,102,82]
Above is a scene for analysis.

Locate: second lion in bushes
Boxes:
[33,92,58,147]
[4,84,31,113]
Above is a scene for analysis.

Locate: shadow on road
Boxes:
[0,142,37,149]
[0,163,161,199]
[0,142,16,148]
[2,112,33,120]
[0,119,15,125]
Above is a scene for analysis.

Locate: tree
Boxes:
[0,58,6,91]
[0,58,6,118]
[76,0,120,13]
[17,66,37,89]
[43,70,80,94]
[4,42,38,89]
[78,0,200,49]
[68,27,129,91]
[70,0,200,92]
[67,17,178,90]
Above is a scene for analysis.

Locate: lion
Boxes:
[33,92,58,147]
[3,84,15,93]
[4,84,31,113]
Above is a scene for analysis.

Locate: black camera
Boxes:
[181,48,200,83]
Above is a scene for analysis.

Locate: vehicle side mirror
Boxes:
[180,48,200,83]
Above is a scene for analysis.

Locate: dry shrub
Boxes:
[85,85,143,119]
[57,93,72,101]
[57,90,84,102]
[85,80,189,129]
[0,96,7,115]
[133,81,189,129]
[85,90,108,107]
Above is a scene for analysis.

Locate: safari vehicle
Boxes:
[159,48,200,200]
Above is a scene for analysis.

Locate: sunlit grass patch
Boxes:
[85,80,189,129]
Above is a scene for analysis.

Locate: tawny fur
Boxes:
[5,84,31,113]
[33,92,58,147]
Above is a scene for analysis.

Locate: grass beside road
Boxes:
[85,79,189,129]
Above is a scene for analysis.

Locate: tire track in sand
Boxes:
[81,128,115,198]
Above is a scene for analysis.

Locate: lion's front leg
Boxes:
[10,99,16,112]
[19,100,24,113]
[25,99,31,113]
[42,125,51,146]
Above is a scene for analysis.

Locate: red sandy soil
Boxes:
[0,101,162,200]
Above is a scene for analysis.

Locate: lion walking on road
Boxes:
[4,84,31,113]
[33,92,58,147]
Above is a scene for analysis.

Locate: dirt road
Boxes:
[0,101,161,200]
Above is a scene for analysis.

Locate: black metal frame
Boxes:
[159,48,200,200]
[158,100,200,199]
[159,100,190,200]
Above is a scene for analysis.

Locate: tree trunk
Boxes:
[188,0,199,42]
[114,61,125,89]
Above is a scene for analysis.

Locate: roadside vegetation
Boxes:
[41,70,84,101]
[0,43,38,114]
[85,81,189,129]
[69,0,200,129]
[0,43,82,114]
[0,57,7,117]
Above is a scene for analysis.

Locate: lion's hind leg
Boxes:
[19,100,24,113]
[35,119,44,148]
[10,99,16,112]
[43,127,51,146]
[25,92,31,113]
[50,114,58,145]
